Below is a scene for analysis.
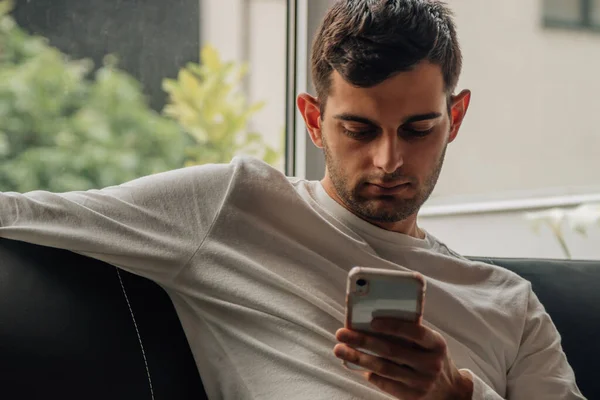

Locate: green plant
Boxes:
[0,0,186,192]
[162,45,280,167]
[0,0,281,193]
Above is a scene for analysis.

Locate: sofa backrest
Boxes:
[0,238,207,400]
[0,238,597,399]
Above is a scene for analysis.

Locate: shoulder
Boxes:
[225,156,292,193]
[187,156,303,207]
[222,156,288,184]
[424,232,533,295]
[129,156,282,191]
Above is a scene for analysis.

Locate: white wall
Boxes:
[421,0,600,259]
[420,210,600,259]
[199,0,287,169]
[247,0,287,154]
[199,0,246,62]
[431,0,600,204]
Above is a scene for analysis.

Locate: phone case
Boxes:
[342,266,426,371]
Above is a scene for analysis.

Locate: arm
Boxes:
[504,287,584,400]
[459,284,584,400]
[0,162,236,286]
[458,370,504,400]
[333,286,585,400]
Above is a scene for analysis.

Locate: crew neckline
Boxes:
[313,181,433,250]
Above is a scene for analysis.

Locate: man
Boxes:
[0,0,584,399]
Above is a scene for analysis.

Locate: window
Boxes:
[0,0,288,193]
[543,0,600,30]
[593,0,600,25]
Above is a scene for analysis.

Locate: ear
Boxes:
[297,93,324,148]
[448,89,471,143]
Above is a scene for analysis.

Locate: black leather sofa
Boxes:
[0,237,597,399]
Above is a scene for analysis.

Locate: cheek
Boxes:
[327,132,364,161]
[329,140,372,180]
[345,142,375,169]
[405,136,447,173]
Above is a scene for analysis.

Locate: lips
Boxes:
[365,182,412,195]
[369,182,410,189]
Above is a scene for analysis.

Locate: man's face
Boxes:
[305,62,468,226]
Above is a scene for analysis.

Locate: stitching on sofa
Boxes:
[116,268,156,400]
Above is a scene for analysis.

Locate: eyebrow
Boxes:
[333,112,443,125]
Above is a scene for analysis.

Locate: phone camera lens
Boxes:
[356,279,367,287]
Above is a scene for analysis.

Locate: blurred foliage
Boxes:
[0,0,185,192]
[163,45,279,166]
[0,0,280,193]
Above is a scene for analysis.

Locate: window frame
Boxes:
[285,0,298,176]
[543,0,600,32]
[286,0,329,179]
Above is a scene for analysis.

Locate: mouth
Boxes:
[369,181,411,189]
[366,182,412,195]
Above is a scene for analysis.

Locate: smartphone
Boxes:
[343,266,426,371]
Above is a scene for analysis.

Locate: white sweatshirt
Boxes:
[0,156,584,399]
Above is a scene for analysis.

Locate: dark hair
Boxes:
[311,0,462,115]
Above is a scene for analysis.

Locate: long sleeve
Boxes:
[457,283,584,400]
[503,287,585,399]
[460,370,504,400]
[0,162,236,286]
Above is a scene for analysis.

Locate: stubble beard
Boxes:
[322,134,446,223]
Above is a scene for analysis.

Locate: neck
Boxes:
[320,178,425,239]
[370,214,424,239]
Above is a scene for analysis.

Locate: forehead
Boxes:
[326,61,447,120]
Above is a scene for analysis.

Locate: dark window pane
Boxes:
[543,0,583,24]
[591,0,600,25]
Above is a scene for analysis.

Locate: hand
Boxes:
[333,318,474,400]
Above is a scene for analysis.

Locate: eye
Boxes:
[400,127,434,139]
[343,128,377,141]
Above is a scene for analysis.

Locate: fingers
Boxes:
[333,343,431,388]
[336,328,442,374]
[334,323,462,399]
[366,372,432,400]
[370,319,447,352]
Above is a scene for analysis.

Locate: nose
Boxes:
[372,132,404,174]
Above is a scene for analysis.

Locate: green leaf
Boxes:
[0,0,14,18]
[201,45,221,71]
[0,13,186,192]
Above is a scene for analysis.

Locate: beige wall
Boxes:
[199,0,287,166]
[200,0,246,62]
[431,0,600,204]
[247,0,287,154]
[420,208,600,259]
[421,0,600,258]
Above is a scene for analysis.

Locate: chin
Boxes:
[366,196,419,212]
[366,193,417,203]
